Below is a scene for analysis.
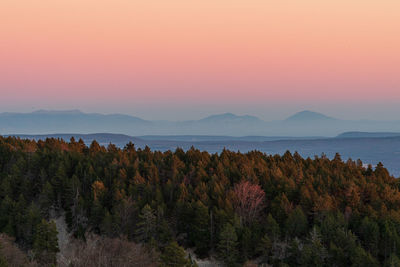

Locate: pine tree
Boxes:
[191,201,210,257]
[285,206,308,238]
[217,223,238,266]
[257,234,272,264]
[301,227,327,266]
[136,204,157,243]
[33,219,59,265]
[265,214,280,241]
[160,241,193,267]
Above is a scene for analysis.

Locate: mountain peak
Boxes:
[285,110,335,122]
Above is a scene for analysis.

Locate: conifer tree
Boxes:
[136,204,157,243]
[160,241,194,267]
[217,223,238,266]
[33,219,59,265]
[191,201,210,257]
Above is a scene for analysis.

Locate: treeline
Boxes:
[1,136,400,266]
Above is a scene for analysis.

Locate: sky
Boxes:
[1,0,400,120]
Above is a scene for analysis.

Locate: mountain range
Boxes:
[1,109,400,136]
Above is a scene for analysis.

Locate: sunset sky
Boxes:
[1,0,399,120]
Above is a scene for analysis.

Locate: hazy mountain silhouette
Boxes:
[1,109,400,136]
[199,113,263,123]
[285,110,336,122]
[336,131,400,138]
[0,110,150,135]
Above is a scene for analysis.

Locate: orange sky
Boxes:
[1,0,399,119]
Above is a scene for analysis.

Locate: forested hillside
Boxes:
[1,136,400,266]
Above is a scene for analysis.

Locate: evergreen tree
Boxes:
[257,234,272,264]
[217,223,238,266]
[265,214,280,241]
[33,219,59,265]
[300,227,327,266]
[191,201,210,257]
[160,241,194,267]
[285,206,308,238]
[136,204,157,243]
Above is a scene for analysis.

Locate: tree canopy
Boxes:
[0,136,399,266]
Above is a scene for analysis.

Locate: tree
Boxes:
[33,219,59,265]
[160,241,194,267]
[300,227,327,266]
[265,214,280,241]
[38,182,54,218]
[136,204,157,243]
[257,234,272,264]
[62,234,158,267]
[114,197,136,238]
[191,201,210,257]
[217,223,238,266]
[232,181,265,225]
[240,226,253,260]
[286,238,303,266]
[385,253,400,267]
[285,206,308,238]
[359,217,379,256]
[0,233,37,266]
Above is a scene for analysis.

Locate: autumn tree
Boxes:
[232,181,265,226]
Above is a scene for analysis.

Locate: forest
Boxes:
[1,136,400,266]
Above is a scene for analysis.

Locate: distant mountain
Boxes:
[337,131,400,139]
[31,109,83,115]
[285,110,336,122]
[2,109,400,136]
[198,113,263,123]
[0,110,150,135]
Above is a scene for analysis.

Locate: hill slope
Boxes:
[0,136,399,266]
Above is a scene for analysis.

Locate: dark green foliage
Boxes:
[265,214,280,241]
[0,257,6,267]
[285,206,308,238]
[33,219,59,265]
[0,136,400,266]
[191,201,210,257]
[160,241,194,267]
[257,234,272,263]
[217,223,238,266]
[136,204,157,243]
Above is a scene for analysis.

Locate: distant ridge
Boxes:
[199,113,263,123]
[31,109,83,115]
[337,131,400,138]
[1,109,400,136]
[285,110,336,122]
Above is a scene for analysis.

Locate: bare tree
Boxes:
[59,234,158,267]
[0,234,39,267]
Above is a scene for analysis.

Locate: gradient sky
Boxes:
[1,0,399,120]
